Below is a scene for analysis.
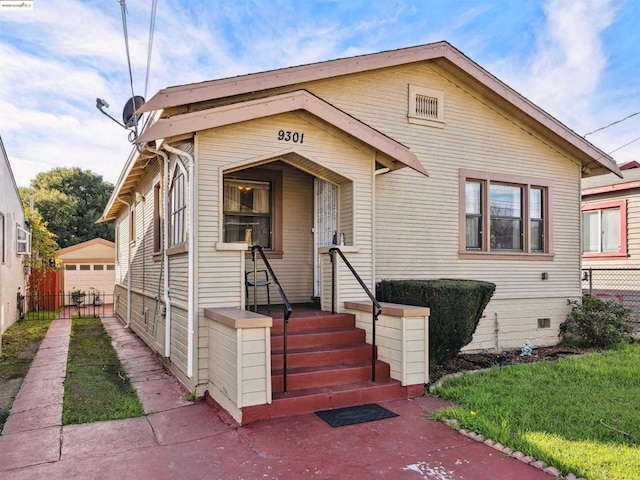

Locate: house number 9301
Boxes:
[277,130,304,143]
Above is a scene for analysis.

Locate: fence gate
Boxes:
[19,291,114,320]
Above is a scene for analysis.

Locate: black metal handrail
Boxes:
[250,245,293,393]
[329,247,382,382]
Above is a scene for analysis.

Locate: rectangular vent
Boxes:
[537,318,551,329]
[415,94,439,119]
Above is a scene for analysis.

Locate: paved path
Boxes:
[0,313,564,480]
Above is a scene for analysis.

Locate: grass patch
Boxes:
[63,316,144,425]
[433,343,640,480]
[0,316,53,430]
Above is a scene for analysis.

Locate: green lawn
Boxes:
[63,316,144,425]
[0,315,53,429]
[433,343,640,480]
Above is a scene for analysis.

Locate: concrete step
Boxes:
[271,343,373,370]
[270,327,365,350]
[242,378,407,423]
[272,360,391,393]
[271,312,356,334]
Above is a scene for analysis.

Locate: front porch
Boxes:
[204,301,429,425]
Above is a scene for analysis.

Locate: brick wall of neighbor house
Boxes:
[196,113,375,310]
[582,189,640,268]
[287,62,583,351]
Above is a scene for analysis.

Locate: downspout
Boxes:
[116,196,132,329]
[163,144,195,379]
[148,147,172,357]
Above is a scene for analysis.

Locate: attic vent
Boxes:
[415,94,439,119]
[408,85,444,127]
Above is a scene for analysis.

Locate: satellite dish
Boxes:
[122,96,145,128]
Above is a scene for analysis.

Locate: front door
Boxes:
[313,178,338,297]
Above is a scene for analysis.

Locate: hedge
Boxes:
[376,279,496,364]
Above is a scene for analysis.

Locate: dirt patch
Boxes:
[429,345,599,385]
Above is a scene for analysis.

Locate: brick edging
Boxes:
[440,418,586,480]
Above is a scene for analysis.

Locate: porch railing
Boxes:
[329,247,382,382]
[250,245,293,393]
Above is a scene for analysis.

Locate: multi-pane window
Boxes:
[153,183,162,253]
[461,170,550,255]
[16,225,31,255]
[224,179,272,247]
[582,200,626,256]
[170,167,187,246]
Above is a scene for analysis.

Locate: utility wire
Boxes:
[119,0,138,138]
[608,135,640,155]
[584,110,640,137]
[144,0,158,100]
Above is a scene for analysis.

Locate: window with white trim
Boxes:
[408,85,444,126]
[0,213,5,263]
[16,225,31,255]
[582,200,627,257]
[461,170,551,256]
[169,165,187,246]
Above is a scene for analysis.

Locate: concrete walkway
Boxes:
[0,313,565,480]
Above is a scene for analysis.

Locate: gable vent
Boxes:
[408,85,444,127]
[415,94,439,119]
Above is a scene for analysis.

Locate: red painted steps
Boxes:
[257,308,410,421]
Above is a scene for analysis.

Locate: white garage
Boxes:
[59,238,115,299]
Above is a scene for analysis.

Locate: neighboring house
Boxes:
[58,238,116,299]
[100,41,619,423]
[0,135,29,339]
[582,161,640,310]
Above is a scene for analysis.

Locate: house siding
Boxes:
[294,63,582,350]
[196,112,375,308]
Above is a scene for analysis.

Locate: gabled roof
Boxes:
[57,238,115,256]
[582,166,640,196]
[138,41,619,178]
[136,90,428,176]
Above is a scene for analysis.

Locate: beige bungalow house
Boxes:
[100,41,619,424]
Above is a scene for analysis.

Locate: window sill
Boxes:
[152,252,162,262]
[167,243,188,256]
[460,251,555,261]
[582,252,628,259]
[407,115,445,128]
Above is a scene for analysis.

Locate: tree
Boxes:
[20,167,114,248]
[22,206,60,293]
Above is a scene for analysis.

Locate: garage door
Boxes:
[64,263,115,295]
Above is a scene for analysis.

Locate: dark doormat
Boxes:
[315,403,398,427]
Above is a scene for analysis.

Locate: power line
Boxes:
[608,135,640,155]
[584,110,640,137]
[119,0,138,137]
[144,0,158,100]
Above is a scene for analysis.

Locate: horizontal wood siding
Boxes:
[292,63,584,348]
[208,320,238,410]
[197,113,375,307]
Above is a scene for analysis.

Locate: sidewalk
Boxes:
[0,313,559,480]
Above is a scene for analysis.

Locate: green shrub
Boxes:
[376,279,496,364]
[560,295,633,348]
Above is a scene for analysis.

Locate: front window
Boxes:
[489,184,523,251]
[224,179,272,247]
[582,200,626,257]
[461,170,551,256]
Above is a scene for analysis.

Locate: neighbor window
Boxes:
[582,200,627,257]
[0,213,5,263]
[460,169,551,256]
[169,166,187,247]
[223,169,282,255]
[16,225,31,255]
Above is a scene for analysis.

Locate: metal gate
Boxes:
[18,290,114,320]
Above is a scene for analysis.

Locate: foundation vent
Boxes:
[537,318,551,329]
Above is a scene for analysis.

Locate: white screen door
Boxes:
[314,178,338,297]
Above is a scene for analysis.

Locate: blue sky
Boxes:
[1,0,639,186]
